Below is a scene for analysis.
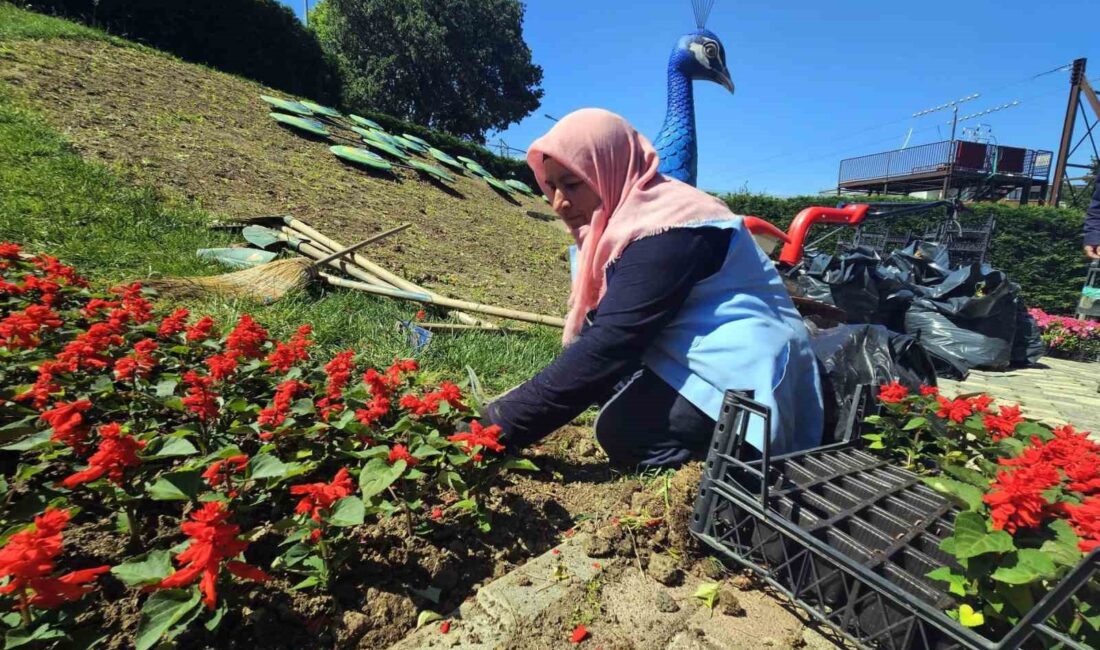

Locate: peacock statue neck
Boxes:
[654,61,698,186]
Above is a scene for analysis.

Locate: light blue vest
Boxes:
[637,218,824,455]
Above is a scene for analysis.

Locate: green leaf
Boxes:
[957,604,984,628]
[998,436,1026,456]
[926,567,968,596]
[0,430,51,452]
[155,378,178,397]
[903,417,927,431]
[4,623,65,649]
[250,453,290,480]
[922,476,984,511]
[498,458,539,472]
[999,584,1035,618]
[1041,519,1084,567]
[291,576,321,590]
[111,550,174,587]
[1015,421,1051,441]
[146,471,202,501]
[0,415,37,444]
[694,582,720,610]
[947,511,1015,559]
[204,601,227,631]
[359,458,405,499]
[327,496,366,527]
[135,588,202,650]
[992,549,1058,584]
[941,464,991,488]
[151,437,199,459]
[863,415,884,425]
[416,610,443,629]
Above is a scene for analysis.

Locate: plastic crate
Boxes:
[690,390,1100,650]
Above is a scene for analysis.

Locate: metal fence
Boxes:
[839,141,1052,185]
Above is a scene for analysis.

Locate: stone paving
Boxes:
[938,357,1100,435]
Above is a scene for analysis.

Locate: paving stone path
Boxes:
[938,357,1100,435]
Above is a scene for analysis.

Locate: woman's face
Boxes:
[542,156,601,231]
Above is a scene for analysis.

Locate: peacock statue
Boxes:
[654,0,734,186]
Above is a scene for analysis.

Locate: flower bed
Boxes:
[1027,308,1100,362]
[868,381,1100,644]
[0,243,547,648]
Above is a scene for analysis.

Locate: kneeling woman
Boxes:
[483,109,823,468]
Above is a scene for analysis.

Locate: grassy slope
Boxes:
[0,4,560,392]
[0,4,571,315]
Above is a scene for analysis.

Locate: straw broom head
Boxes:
[142,258,314,303]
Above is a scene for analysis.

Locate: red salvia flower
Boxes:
[1064,496,1100,553]
[20,275,62,305]
[157,308,190,338]
[983,404,1024,441]
[40,399,93,451]
[14,360,70,411]
[354,393,391,428]
[181,371,219,422]
[448,421,506,455]
[439,621,450,634]
[202,455,249,497]
[289,468,355,524]
[968,394,995,413]
[225,314,268,359]
[108,282,153,325]
[387,444,419,466]
[0,242,22,258]
[265,324,313,374]
[56,322,124,370]
[415,309,426,321]
[0,305,63,349]
[984,462,1061,534]
[935,396,973,424]
[258,380,307,437]
[114,338,158,381]
[919,385,939,397]
[0,508,109,611]
[399,392,441,416]
[61,423,145,488]
[81,298,120,320]
[204,352,239,382]
[436,381,466,410]
[0,279,23,295]
[156,502,270,609]
[877,381,908,404]
[317,350,355,420]
[35,255,87,288]
[570,624,589,644]
[430,507,444,521]
[185,316,216,342]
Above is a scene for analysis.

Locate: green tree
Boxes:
[310,0,543,141]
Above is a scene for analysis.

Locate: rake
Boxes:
[144,224,410,303]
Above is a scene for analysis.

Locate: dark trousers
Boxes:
[594,368,717,470]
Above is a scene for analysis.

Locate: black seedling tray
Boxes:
[690,389,1100,650]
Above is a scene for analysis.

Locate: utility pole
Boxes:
[304,0,310,26]
[1050,58,1091,206]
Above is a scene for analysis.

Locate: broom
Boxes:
[145,224,410,303]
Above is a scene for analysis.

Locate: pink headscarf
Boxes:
[527,108,733,344]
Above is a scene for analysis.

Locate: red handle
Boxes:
[778,204,871,266]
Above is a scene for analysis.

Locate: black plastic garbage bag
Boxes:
[808,322,940,444]
[796,247,882,323]
[880,240,952,289]
[903,265,1018,371]
[1011,300,1045,366]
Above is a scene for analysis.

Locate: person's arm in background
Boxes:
[1085,172,1100,260]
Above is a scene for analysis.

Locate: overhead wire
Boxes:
[728,60,1087,176]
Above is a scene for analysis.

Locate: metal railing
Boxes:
[839,141,1052,184]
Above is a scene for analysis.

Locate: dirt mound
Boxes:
[0,38,571,314]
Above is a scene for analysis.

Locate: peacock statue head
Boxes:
[654,1,734,187]
[669,29,734,94]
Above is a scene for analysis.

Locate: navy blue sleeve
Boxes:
[1085,173,1100,246]
[483,227,730,449]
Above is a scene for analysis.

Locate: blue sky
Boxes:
[279,0,1099,196]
